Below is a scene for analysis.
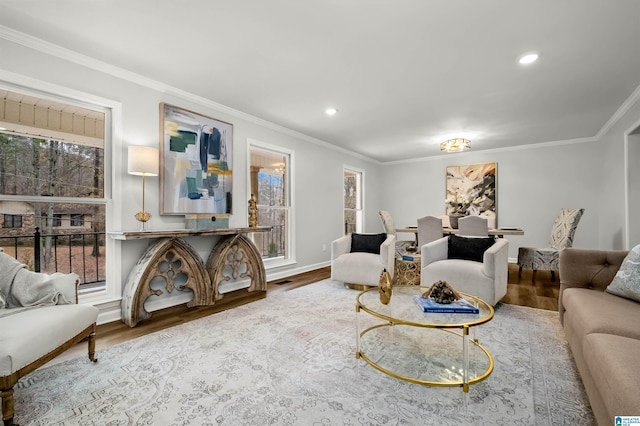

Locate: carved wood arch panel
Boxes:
[206,234,267,301]
[121,237,211,327]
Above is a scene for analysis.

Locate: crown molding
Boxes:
[596,83,640,140]
[0,25,380,166]
[2,23,636,167]
[382,136,597,166]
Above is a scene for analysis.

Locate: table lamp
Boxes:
[127,145,159,231]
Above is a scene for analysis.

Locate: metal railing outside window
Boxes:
[0,227,106,287]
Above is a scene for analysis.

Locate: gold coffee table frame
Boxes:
[355,286,495,392]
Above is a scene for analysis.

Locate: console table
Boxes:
[108,227,271,327]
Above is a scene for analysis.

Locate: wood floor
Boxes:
[57,262,559,362]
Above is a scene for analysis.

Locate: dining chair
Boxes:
[458,215,489,237]
[517,208,584,281]
[417,215,443,247]
[378,210,413,256]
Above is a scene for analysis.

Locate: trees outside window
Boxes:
[0,87,106,286]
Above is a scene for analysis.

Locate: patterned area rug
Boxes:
[14,280,594,425]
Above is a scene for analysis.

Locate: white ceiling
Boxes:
[1,0,639,162]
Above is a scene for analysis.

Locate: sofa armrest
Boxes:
[47,272,80,304]
[558,248,628,322]
[421,236,449,268]
[379,234,396,278]
[331,235,351,260]
[482,238,509,278]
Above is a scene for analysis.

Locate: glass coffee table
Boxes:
[356,285,494,392]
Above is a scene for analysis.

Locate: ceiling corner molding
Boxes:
[596,83,640,140]
[382,136,597,166]
[0,25,167,93]
[0,24,380,166]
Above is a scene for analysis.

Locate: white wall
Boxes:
[381,141,603,260]
[0,37,382,320]
[1,32,639,321]
[597,93,640,250]
[628,132,640,248]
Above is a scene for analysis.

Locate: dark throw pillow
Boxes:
[350,233,387,254]
[448,234,495,262]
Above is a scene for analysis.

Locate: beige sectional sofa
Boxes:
[559,248,640,426]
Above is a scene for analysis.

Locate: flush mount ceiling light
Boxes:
[325,107,337,116]
[440,138,470,153]
[519,53,539,65]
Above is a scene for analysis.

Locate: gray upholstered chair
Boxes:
[517,208,585,281]
[458,215,489,237]
[331,233,396,290]
[421,235,509,306]
[417,215,443,247]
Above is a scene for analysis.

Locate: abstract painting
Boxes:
[445,162,497,225]
[160,103,233,215]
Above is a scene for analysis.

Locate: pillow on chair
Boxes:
[448,235,495,262]
[350,233,387,254]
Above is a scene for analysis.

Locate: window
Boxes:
[344,168,363,234]
[71,214,84,227]
[51,214,62,227]
[249,142,293,265]
[0,86,107,289]
[3,214,22,228]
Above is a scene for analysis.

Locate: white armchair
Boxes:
[331,233,396,289]
[421,236,509,305]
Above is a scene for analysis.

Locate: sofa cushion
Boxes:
[582,333,640,417]
[562,288,640,340]
[448,235,495,262]
[0,304,99,376]
[350,233,387,255]
[606,244,640,302]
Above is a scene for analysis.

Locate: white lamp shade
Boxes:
[128,145,159,176]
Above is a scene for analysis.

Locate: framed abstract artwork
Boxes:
[445,162,497,225]
[159,103,233,215]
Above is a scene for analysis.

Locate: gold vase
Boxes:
[378,269,392,304]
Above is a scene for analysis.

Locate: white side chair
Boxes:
[379,210,413,256]
[458,215,489,237]
[421,236,509,306]
[331,233,396,290]
[417,215,443,247]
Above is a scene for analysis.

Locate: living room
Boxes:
[1,1,639,424]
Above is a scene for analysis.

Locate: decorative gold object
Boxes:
[378,269,392,304]
[421,280,462,304]
[248,194,258,227]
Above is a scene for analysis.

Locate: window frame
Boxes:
[343,166,365,235]
[247,138,295,269]
[0,79,118,306]
[3,214,22,228]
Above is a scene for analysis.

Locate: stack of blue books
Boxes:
[413,295,480,314]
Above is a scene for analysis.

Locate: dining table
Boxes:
[396,226,525,245]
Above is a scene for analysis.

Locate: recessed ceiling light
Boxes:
[325,107,337,116]
[519,53,539,65]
